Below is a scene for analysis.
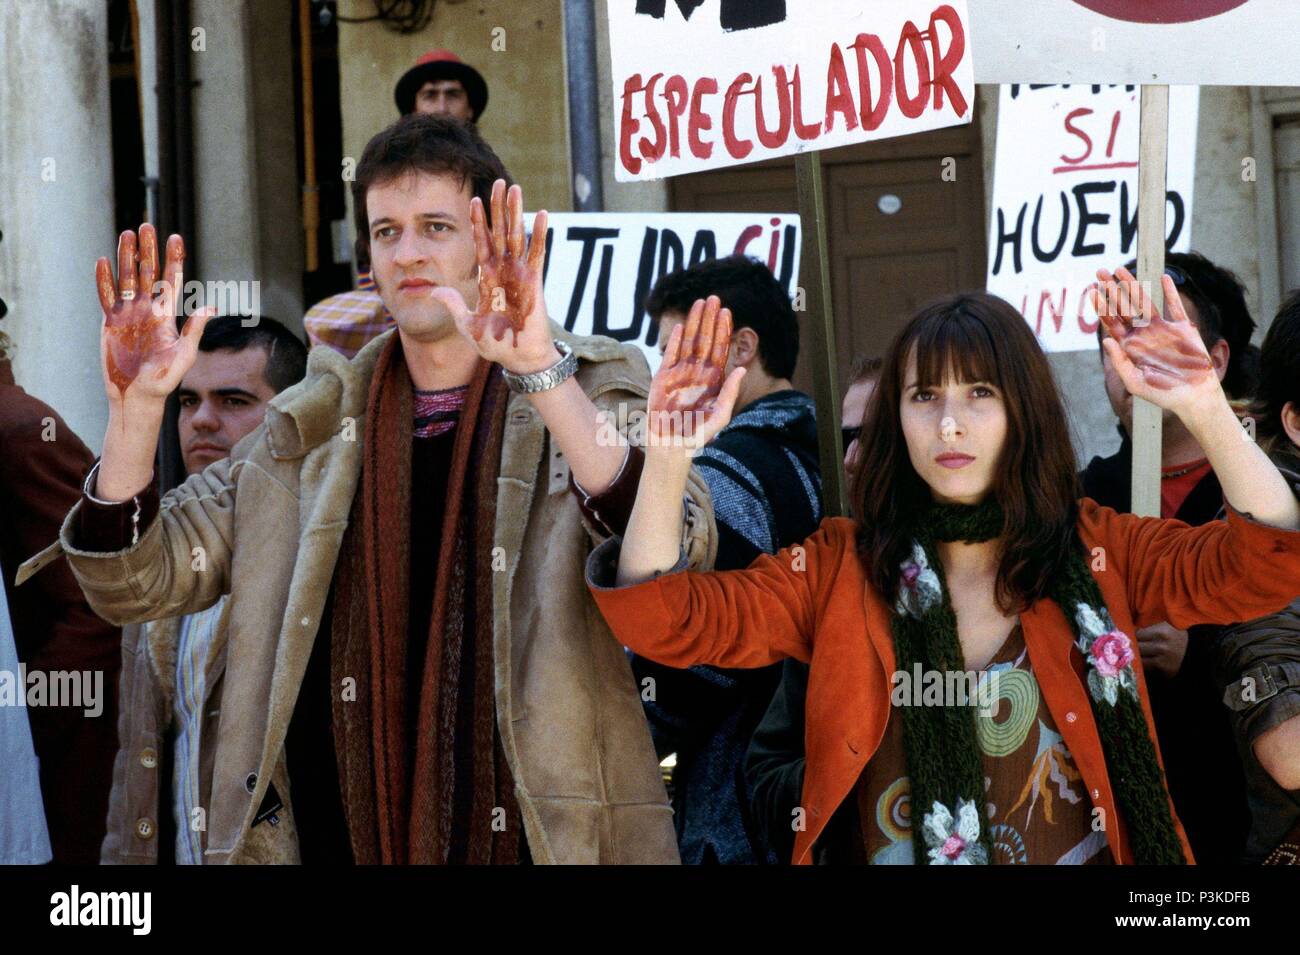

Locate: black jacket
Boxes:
[1212,448,1300,862]
[744,657,809,863]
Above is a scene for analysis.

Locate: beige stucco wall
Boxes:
[336,0,573,237]
[1188,87,1263,322]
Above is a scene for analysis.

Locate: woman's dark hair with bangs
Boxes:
[853,293,1082,614]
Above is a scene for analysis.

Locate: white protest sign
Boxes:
[969,0,1300,84]
[539,212,801,371]
[985,84,1198,353]
[608,0,975,181]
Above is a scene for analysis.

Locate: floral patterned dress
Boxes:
[847,622,1114,865]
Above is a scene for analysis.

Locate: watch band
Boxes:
[503,340,578,394]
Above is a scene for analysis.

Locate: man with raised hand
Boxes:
[34,114,714,864]
[99,315,306,864]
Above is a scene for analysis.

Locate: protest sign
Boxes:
[970,0,1300,85]
[608,0,975,181]
[985,84,1198,352]
[539,212,801,371]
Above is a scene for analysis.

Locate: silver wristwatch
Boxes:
[502,340,578,394]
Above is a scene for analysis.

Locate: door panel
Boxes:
[843,249,962,362]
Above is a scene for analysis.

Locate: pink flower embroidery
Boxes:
[1090,630,1134,678]
[940,834,966,860]
[922,798,988,865]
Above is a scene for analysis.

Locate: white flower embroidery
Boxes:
[921,798,989,865]
[1074,603,1108,644]
[895,542,944,619]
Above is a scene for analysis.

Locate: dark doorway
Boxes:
[292,1,354,309]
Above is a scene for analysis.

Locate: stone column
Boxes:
[0,0,116,453]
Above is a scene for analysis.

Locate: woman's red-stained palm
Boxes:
[647,295,746,450]
[1090,265,1219,415]
[95,224,212,406]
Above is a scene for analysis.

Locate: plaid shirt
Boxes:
[303,271,394,359]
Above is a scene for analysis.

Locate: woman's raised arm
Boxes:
[616,295,745,586]
[1093,267,1300,530]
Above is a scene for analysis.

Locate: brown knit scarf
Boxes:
[329,333,520,864]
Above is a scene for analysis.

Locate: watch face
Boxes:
[1070,0,1248,23]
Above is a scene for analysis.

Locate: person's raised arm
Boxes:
[431,179,629,495]
[95,224,212,501]
[584,296,833,671]
[618,295,744,585]
[1093,267,1300,530]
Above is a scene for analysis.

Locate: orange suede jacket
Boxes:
[588,499,1300,865]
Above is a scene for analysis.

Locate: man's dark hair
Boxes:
[1106,251,1259,399]
[1255,289,1300,449]
[197,315,307,394]
[645,254,799,379]
[352,113,512,273]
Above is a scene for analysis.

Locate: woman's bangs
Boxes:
[906,306,1003,392]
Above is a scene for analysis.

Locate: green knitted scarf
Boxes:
[889,499,1185,865]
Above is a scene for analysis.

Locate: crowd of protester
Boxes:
[1,48,1297,866]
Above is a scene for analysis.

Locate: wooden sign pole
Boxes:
[1131,85,1170,518]
[795,152,850,518]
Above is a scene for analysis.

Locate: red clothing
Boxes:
[1161,458,1213,520]
[588,499,1300,864]
[0,362,121,864]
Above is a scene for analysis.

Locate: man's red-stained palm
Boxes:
[1090,265,1219,415]
[95,224,212,406]
[432,179,557,373]
[647,295,746,450]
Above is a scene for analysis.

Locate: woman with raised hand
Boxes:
[587,275,1300,865]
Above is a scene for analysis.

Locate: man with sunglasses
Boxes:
[1081,250,1259,864]
[635,254,822,864]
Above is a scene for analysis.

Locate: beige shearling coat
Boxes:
[42,327,716,864]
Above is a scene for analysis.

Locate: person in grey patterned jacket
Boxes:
[630,255,822,864]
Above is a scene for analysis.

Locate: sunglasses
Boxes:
[841,426,862,448]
